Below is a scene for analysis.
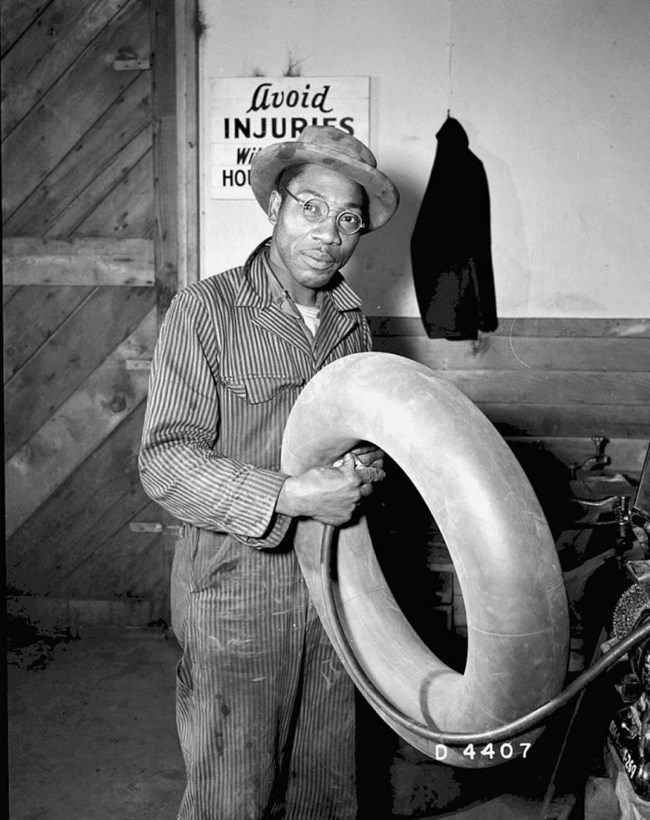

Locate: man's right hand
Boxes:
[276,453,385,527]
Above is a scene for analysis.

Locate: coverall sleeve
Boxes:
[138,290,292,548]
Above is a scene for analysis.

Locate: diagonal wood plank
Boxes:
[3,285,21,305]
[5,309,156,537]
[57,140,153,238]
[2,237,154,285]
[1,0,133,140]
[0,0,53,58]
[7,402,149,585]
[4,285,154,456]
[2,0,148,221]
[9,488,157,597]
[3,285,95,383]
[50,500,167,599]
[5,73,151,236]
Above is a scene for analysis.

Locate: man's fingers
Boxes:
[359,482,373,498]
[356,466,385,484]
[332,452,356,469]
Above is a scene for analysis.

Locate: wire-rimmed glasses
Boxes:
[282,187,365,235]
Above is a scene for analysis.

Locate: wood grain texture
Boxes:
[73,146,154,237]
[5,73,151,236]
[433,369,649,406]
[175,0,200,289]
[1,0,133,140]
[368,316,650,339]
[373,334,650,373]
[151,0,179,316]
[49,500,166,599]
[3,286,21,305]
[369,316,650,475]
[45,125,152,238]
[2,0,148,221]
[0,0,53,58]
[2,0,169,624]
[5,310,156,536]
[4,286,154,456]
[2,237,154,285]
[3,284,95,382]
[482,403,650,440]
[7,403,148,588]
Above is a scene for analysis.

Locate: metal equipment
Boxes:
[604,444,650,800]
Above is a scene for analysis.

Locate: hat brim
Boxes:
[250,141,399,231]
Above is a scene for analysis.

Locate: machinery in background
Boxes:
[606,444,650,801]
[574,441,650,805]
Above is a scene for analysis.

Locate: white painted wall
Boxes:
[199,0,650,319]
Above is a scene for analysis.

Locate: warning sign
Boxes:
[209,77,370,199]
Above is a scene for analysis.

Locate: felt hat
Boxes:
[250,125,399,231]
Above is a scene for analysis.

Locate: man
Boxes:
[139,125,399,819]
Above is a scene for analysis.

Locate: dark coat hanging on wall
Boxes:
[411,117,498,340]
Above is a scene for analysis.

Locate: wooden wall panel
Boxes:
[0,0,52,58]
[3,237,155,286]
[369,316,650,479]
[373,335,650,373]
[3,286,21,305]
[2,1,149,224]
[2,0,175,629]
[5,286,154,458]
[3,285,94,381]
[478,403,650,440]
[369,316,650,339]
[427,370,648,406]
[51,500,167,600]
[1,0,133,140]
[5,310,155,537]
[5,73,151,236]
[74,148,154,237]
[7,403,149,591]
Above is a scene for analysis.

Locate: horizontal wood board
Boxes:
[369,316,650,477]
[2,237,155,285]
[368,316,650,339]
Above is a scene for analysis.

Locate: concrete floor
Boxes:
[8,628,185,819]
[6,625,619,820]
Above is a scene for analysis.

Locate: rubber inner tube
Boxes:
[281,352,569,768]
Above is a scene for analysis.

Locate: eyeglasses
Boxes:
[282,187,365,235]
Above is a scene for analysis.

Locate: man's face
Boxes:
[267,164,364,305]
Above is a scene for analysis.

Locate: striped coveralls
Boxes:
[139,241,372,819]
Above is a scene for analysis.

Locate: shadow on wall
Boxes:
[505,438,576,541]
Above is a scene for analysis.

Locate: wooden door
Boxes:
[2,0,189,630]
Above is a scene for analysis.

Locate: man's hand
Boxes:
[276,452,385,527]
[346,442,385,472]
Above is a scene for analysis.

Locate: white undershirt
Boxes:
[295,303,320,336]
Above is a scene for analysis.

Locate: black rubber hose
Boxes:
[320,523,650,747]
